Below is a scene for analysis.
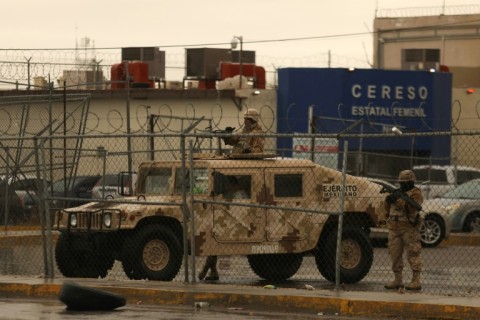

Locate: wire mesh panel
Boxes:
[1,127,480,298]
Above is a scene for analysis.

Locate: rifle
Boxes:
[199,126,235,155]
[372,180,422,212]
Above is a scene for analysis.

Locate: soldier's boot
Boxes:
[198,264,209,280]
[384,272,404,290]
[405,271,422,291]
[205,269,219,281]
[205,256,219,281]
[199,256,215,280]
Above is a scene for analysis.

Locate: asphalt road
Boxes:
[0,232,479,297]
[0,298,406,320]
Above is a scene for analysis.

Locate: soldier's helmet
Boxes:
[398,170,416,182]
[244,108,261,123]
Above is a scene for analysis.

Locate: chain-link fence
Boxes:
[0,128,479,299]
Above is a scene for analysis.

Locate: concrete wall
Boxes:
[374,14,480,87]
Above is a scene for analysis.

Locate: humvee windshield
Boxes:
[142,168,171,195]
[174,168,209,195]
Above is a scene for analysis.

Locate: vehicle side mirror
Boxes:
[119,172,135,196]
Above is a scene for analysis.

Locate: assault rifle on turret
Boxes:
[192,126,236,156]
[372,180,422,211]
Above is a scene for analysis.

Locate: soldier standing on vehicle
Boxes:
[223,108,265,154]
[384,170,424,291]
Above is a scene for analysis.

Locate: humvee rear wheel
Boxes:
[55,233,114,278]
[315,225,373,284]
[247,253,303,282]
[121,225,182,281]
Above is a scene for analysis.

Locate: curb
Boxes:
[442,234,480,247]
[0,278,478,319]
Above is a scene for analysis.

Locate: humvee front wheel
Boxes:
[55,233,114,278]
[247,253,303,282]
[121,225,182,281]
[315,225,373,284]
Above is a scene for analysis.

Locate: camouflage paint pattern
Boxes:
[55,155,387,257]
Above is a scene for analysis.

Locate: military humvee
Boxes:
[53,154,386,284]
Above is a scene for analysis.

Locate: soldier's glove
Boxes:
[225,126,235,133]
[386,194,398,204]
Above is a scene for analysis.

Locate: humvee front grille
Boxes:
[66,209,122,231]
[77,212,101,229]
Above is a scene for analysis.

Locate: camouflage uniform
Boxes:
[199,109,264,281]
[223,109,265,154]
[384,170,424,291]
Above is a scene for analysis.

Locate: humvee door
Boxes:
[212,169,265,242]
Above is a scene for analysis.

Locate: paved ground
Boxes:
[0,274,478,319]
[0,232,479,319]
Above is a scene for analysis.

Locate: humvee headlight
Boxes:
[103,213,112,228]
[69,214,77,228]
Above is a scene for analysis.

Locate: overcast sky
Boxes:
[2,0,479,77]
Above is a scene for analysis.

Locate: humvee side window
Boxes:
[174,168,209,195]
[274,174,302,197]
[193,168,209,194]
[216,175,251,199]
[143,168,171,195]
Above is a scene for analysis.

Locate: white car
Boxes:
[91,173,137,200]
[422,179,480,244]
[413,165,480,199]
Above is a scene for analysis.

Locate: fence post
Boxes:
[335,140,348,289]
[33,137,55,278]
[101,149,107,199]
[125,62,133,175]
[188,140,197,283]
[3,147,10,232]
[180,133,190,282]
[308,105,315,162]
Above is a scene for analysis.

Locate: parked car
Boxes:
[422,179,480,238]
[0,178,24,225]
[50,175,101,209]
[0,174,52,225]
[413,165,480,199]
[10,175,52,218]
[91,173,137,200]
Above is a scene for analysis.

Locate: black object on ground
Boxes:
[59,281,126,311]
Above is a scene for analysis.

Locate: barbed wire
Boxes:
[0,81,475,138]
[376,5,480,18]
[0,49,371,89]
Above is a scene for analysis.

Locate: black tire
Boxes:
[462,212,480,232]
[247,253,303,282]
[420,215,444,247]
[59,282,126,311]
[315,225,373,284]
[121,225,182,281]
[55,233,114,278]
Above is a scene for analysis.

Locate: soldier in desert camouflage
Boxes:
[384,170,424,291]
[223,108,265,154]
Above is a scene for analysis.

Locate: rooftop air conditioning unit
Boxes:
[121,47,165,80]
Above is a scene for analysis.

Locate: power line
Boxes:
[3,15,480,52]
[0,32,373,51]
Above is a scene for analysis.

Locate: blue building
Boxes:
[276,68,452,178]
